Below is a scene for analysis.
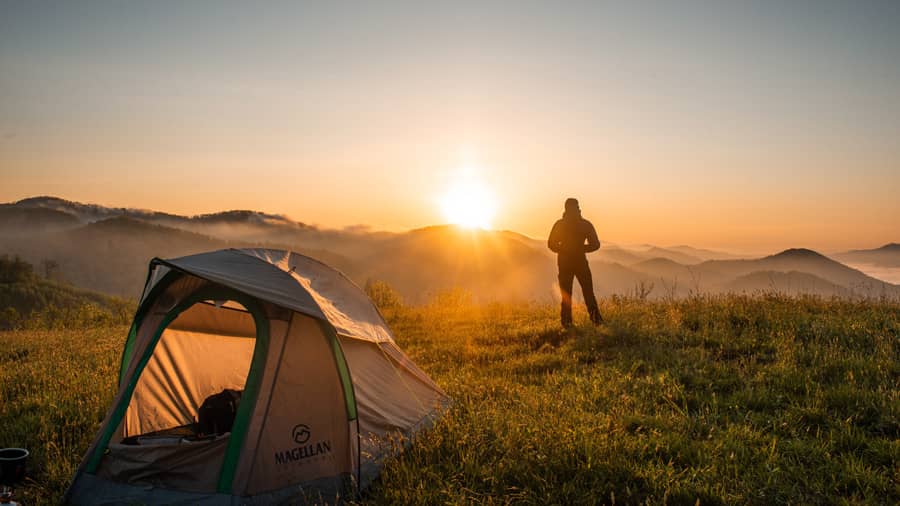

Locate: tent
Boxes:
[65,248,448,504]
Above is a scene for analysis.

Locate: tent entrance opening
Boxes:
[123,299,257,443]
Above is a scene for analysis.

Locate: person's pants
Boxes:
[558,258,602,326]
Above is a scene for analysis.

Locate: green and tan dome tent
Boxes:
[65,249,448,504]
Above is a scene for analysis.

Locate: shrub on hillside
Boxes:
[0,254,36,283]
[365,279,405,313]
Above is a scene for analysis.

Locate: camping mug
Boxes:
[0,449,28,485]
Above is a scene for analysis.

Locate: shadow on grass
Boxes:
[528,326,569,349]
[526,322,610,351]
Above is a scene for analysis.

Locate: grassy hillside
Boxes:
[1,294,897,504]
[0,256,133,330]
[374,295,899,504]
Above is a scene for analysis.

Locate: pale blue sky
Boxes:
[1,1,898,251]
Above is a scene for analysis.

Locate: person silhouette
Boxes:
[548,198,603,327]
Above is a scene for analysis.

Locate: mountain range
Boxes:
[832,243,900,268]
[1,196,897,301]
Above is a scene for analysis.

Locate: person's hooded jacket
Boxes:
[548,207,601,263]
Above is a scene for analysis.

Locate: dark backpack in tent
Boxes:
[198,389,242,435]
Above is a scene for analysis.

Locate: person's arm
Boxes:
[548,221,561,253]
[584,221,601,252]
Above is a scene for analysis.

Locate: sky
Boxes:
[1,1,898,253]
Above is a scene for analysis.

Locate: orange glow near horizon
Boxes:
[1,3,900,254]
[439,168,498,230]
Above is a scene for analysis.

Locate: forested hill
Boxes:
[0,255,132,329]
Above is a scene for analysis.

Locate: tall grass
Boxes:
[366,293,899,505]
[1,293,897,504]
[0,327,122,502]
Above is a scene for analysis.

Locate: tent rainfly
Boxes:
[65,249,448,504]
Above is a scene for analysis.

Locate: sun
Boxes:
[440,176,497,230]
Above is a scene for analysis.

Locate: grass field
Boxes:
[1,294,898,504]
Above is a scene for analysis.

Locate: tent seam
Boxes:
[154,254,328,323]
[235,248,397,343]
[240,312,292,494]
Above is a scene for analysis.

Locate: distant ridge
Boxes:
[636,257,686,268]
[594,247,647,265]
[10,195,314,229]
[666,245,740,261]
[703,247,897,295]
[0,206,80,232]
[766,248,829,260]
[11,195,178,222]
[1,195,898,300]
[79,215,223,240]
[643,246,702,265]
[191,210,305,227]
[846,243,900,253]
[831,243,900,269]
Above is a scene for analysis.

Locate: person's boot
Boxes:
[561,305,573,330]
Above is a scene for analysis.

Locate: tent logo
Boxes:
[292,424,311,444]
[276,424,333,466]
